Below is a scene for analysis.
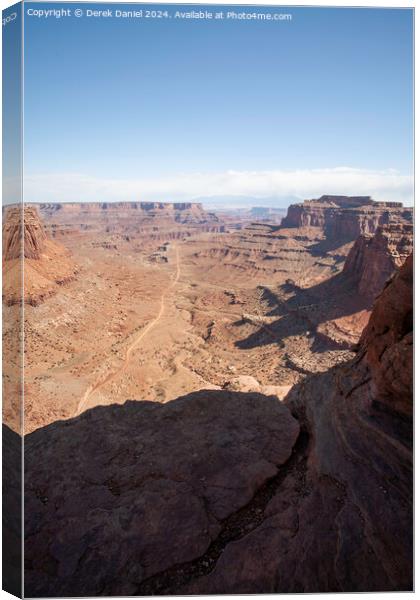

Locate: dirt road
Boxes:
[75,246,181,416]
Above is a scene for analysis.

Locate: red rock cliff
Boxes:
[3,206,47,261]
[343,222,413,299]
[282,195,412,243]
[358,253,412,417]
[2,206,78,306]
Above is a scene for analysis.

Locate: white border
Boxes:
[0,1,415,600]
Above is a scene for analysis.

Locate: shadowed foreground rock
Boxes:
[24,256,412,596]
[3,425,22,597]
[24,392,299,596]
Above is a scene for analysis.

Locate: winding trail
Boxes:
[75,246,181,416]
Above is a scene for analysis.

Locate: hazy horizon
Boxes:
[6,191,414,211]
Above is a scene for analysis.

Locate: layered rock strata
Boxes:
[343,222,413,300]
[3,206,47,260]
[2,206,78,306]
[34,202,224,239]
[281,195,413,243]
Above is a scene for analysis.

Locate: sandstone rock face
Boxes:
[281,195,413,243]
[343,223,413,300]
[281,202,327,228]
[358,253,412,417]
[326,206,412,242]
[24,391,299,597]
[2,206,78,306]
[3,206,47,260]
[23,248,412,595]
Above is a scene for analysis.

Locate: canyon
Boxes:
[23,228,412,595]
[1,194,412,594]
[2,195,412,434]
[36,201,224,243]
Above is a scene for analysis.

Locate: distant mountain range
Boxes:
[193,195,302,211]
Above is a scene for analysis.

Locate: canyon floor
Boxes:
[22,224,367,433]
[2,199,412,595]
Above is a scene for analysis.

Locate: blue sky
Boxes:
[3,1,22,205]
[22,4,414,205]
